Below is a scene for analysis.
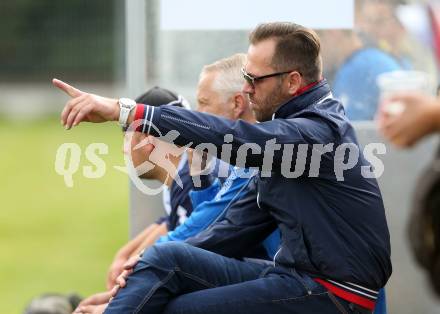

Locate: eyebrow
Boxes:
[244,62,259,77]
[245,68,260,77]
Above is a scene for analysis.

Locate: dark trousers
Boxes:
[104,242,366,314]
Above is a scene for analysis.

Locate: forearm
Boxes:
[116,223,160,258]
[133,222,168,256]
[56,88,306,169]
[132,104,307,168]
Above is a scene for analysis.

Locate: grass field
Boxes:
[0,117,129,313]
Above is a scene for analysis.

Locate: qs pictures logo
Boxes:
[54,119,190,195]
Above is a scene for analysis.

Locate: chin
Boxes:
[251,102,271,122]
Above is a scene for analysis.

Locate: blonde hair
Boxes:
[200,53,247,102]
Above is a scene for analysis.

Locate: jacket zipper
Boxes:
[256,192,261,208]
[273,247,282,266]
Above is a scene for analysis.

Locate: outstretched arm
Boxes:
[53,78,119,128]
[54,80,335,170]
[132,222,168,256]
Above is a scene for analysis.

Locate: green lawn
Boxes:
[0,117,129,313]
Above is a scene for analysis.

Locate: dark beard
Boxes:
[253,82,290,122]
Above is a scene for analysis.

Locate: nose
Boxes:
[242,81,254,94]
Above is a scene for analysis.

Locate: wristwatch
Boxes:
[118,98,137,127]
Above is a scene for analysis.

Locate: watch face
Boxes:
[120,98,136,109]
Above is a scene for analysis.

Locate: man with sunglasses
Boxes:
[54,22,391,313]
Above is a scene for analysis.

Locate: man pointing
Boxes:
[55,22,391,314]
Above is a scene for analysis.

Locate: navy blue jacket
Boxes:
[138,79,391,290]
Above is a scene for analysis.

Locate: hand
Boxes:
[377,92,440,148]
[188,148,212,176]
[73,303,108,314]
[75,291,112,309]
[107,255,129,290]
[52,78,120,129]
[111,255,141,297]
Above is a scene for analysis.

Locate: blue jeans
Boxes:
[104,242,364,314]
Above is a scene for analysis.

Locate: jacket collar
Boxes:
[272,79,331,120]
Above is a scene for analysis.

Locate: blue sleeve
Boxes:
[157,174,251,243]
[189,178,221,208]
[186,177,278,258]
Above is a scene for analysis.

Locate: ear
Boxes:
[232,93,246,119]
[286,71,302,96]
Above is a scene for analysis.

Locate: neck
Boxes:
[295,80,321,97]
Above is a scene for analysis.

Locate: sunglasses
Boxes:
[241,67,298,88]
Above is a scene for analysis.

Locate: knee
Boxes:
[139,242,192,269]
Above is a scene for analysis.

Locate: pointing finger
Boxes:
[52,78,83,98]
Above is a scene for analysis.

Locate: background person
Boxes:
[377,91,440,300]
[320,0,405,121]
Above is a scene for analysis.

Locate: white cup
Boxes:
[377,70,432,116]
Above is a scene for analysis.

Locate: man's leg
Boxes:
[163,268,352,314]
[104,242,267,314]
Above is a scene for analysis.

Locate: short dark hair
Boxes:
[249,22,322,84]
